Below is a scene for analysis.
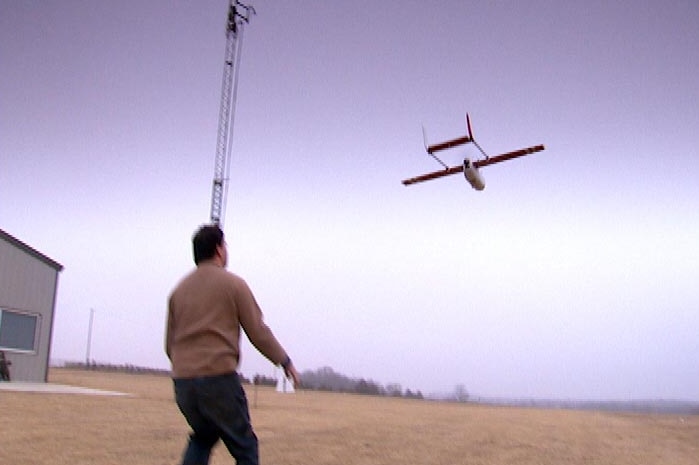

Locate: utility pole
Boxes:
[85,308,94,368]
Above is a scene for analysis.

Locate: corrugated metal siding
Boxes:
[0,234,61,382]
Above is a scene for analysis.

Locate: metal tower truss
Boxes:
[210,1,255,226]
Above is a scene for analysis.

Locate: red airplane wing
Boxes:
[402,144,545,186]
[473,144,545,168]
[426,135,472,154]
[401,165,463,185]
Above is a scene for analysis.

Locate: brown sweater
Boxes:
[166,262,288,379]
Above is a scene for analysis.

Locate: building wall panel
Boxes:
[0,232,61,382]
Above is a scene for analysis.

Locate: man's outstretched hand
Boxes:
[284,361,300,388]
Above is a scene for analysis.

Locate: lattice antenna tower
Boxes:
[210,1,255,227]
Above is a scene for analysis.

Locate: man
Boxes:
[166,224,299,465]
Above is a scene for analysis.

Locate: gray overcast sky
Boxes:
[1,0,698,400]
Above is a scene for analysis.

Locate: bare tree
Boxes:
[453,384,469,402]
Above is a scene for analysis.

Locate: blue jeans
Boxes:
[174,372,258,465]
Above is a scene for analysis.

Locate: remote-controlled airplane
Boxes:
[401,114,545,190]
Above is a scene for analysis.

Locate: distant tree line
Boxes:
[471,397,699,415]
[54,361,699,415]
[252,374,276,386]
[270,366,424,400]
[61,362,426,399]
[64,361,171,376]
[58,361,423,400]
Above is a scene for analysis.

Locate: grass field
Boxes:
[1,368,697,465]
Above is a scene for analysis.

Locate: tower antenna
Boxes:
[210,1,255,227]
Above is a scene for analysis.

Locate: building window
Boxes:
[0,309,40,352]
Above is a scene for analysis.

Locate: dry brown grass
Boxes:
[1,368,697,465]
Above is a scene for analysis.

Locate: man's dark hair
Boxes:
[192,224,224,265]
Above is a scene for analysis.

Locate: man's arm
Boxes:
[235,277,299,386]
[280,355,301,387]
[165,297,175,360]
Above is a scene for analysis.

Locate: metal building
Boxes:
[0,229,63,382]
